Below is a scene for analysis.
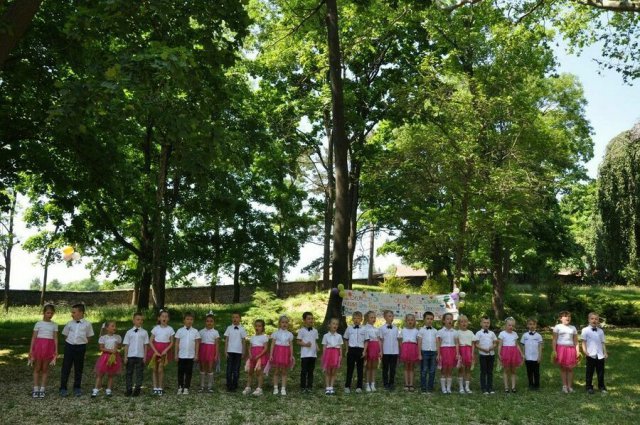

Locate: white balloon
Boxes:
[71,252,81,260]
[459,291,466,298]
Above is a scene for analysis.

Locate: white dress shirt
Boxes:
[418,326,437,351]
[400,327,419,343]
[343,324,367,348]
[34,321,58,339]
[520,331,543,361]
[175,326,201,359]
[436,327,457,347]
[271,329,294,346]
[297,327,318,358]
[62,319,94,345]
[378,324,399,355]
[123,327,149,358]
[224,325,247,353]
[581,326,606,359]
[199,328,220,345]
[322,332,343,348]
[553,324,577,346]
[151,325,175,343]
[498,331,519,347]
[475,329,497,355]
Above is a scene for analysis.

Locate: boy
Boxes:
[224,312,247,392]
[417,311,437,393]
[297,311,318,393]
[59,303,94,397]
[123,312,149,396]
[175,312,201,394]
[474,316,497,394]
[378,310,400,391]
[343,311,366,393]
[520,318,543,390]
[581,312,608,394]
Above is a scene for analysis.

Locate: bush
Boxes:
[380,275,410,294]
[419,275,450,294]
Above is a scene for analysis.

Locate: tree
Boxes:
[0,188,18,311]
[29,277,41,290]
[0,0,42,68]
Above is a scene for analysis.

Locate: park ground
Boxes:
[1,285,639,425]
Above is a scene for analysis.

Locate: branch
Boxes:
[571,0,640,12]
[94,202,141,257]
[267,0,327,48]
[516,0,546,23]
[439,0,484,12]
[0,0,43,68]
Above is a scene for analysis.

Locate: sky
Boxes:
[5,41,640,290]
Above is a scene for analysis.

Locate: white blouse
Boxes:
[151,325,175,343]
[322,332,343,348]
[271,329,294,346]
[34,321,58,339]
[199,328,220,345]
[553,324,577,346]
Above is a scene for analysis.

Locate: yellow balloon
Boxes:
[458,300,466,308]
[62,246,74,256]
[339,290,346,298]
[337,283,345,291]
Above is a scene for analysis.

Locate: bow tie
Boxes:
[307,327,313,332]
[592,327,598,332]
[134,328,139,333]
[76,320,81,324]
[234,326,239,330]
[354,325,360,329]
[529,332,534,336]
[425,326,432,330]
[483,330,488,334]
[387,325,393,329]
[186,327,191,331]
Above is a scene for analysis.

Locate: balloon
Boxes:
[62,246,74,256]
[63,254,73,262]
[453,287,460,294]
[337,283,345,291]
[450,293,459,301]
[71,252,81,260]
[331,288,339,295]
[459,291,466,299]
[339,290,345,298]
[458,300,465,308]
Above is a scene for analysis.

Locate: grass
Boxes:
[1,288,639,424]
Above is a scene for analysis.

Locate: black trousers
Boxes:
[345,347,364,389]
[226,352,242,390]
[525,360,540,388]
[126,357,144,390]
[479,355,495,392]
[300,357,316,389]
[178,358,194,389]
[585,356,606,390]
[60,342,87,390]
[382,354,398,388]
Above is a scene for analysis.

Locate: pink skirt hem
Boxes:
[322,347,341,371]
[440,346,457,368]
[145,341,173,362]
[270,345,293,368]
[459,345,473,367]
[95,352,123,375]
[199,343,218,363]
[366,340,380,362]
[32,338,56,362]
[399,342,420,364]
[500,346,522,367]
[555,345,578,368]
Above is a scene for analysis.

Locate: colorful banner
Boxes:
[341,290,458,320]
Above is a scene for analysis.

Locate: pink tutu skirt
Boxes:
[322,347,341,371]
[145,341,173,363]
[440,346,457,368]
[199,343,218,363]
[270,345,293,368]
[249,346,269,370]
[95,351,122,376]
[32,338,56,362]
[459,345,473,367]
[555,345,577,368]
[399,342,420,364]
[366,340,380,362]
[500,346,522,367]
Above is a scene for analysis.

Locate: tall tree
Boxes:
[0,188,18,311]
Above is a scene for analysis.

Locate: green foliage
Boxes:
[419,275,451,295]
[28,277,42,290]
[63,278,101,292]
[379,275,410,294]
[242,290,285,335]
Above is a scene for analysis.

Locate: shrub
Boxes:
[380,275,410,294]
[419,275,451,295]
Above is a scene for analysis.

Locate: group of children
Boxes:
[28,304,608,398]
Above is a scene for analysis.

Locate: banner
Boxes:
[341,290,458,320]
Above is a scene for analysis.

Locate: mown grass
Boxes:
[1,289,639,424]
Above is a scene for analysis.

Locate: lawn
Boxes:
[1,289,639,425]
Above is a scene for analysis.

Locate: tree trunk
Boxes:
[347,159,361,289]
[209,224,221,303]
[233,261,241,303]
[2,193,17,312]
[324,0,350,329]
[151,142,171,310]
[322,109,334,290]
[453,184,470,289]
[491,234,505,320]
[0,0,42,68]
[367,223,375,285]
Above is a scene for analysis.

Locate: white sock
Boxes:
[40,386,45,391]
[440,378,446,391]
[466,381,471,391]
[200,372,205,387]
[446,377,452,391]
[208,373,214,387]
[458,377,464,390]
[33,386,39,392]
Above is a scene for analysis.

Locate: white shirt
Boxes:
[123,327,149,358]
[62,319,94,345]
[224,325,247,353]
[151,325,175,343]
[553,324,577,346]
[498,331,519,347]
[250,334,269,347]
[581,326,606,359]
[297,327,318,358]
[271,329,294,346]
[520,331,543,361]
[457,329,477,347]
[343,325,367,348]
[322,332,343,348]
[436,327,457,347]
[199,328,220,345]
[379,324,399,355]
[475,329,497,355]
[98,334,122,351]
[175,327,200,359]
[418,326,437,351]
[34,321,58,339]
[363,324,379,342]
[400,328,419,343]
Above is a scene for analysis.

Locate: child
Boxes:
[244,319,269,396]
[552,310,579,393]
[297,312,318,393]
[224,312,247,392]
[321,318,343,395]
[417,311,437,393]
[123,312,148,396]
[498,317,523,393]
[399,313,420,392]
[456,314,477,393]
[475,316,497,394]
[198,311,219,393]
[379,310,400,391]
[520,318,543,390]
[581,312,607,394]
[343,311,366,393]
[92,321,122,397]
[436,312,459,394]
[270,315,295,396]
[147,309,175,396]
[363,311,381,392]
[175,312,200,394]
[59,303,94,397]
[29,304,58,398]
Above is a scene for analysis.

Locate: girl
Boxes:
[552,310,579,393]
[399,313,420,392]
[498,317,523,393]
[147,309,175,395]
[321,318,343,395]
[269,315,295,396]
[244,319,269,396]
[436,312,459,394]
[456,315,477,393]
[198,312,220,393]
[363,311,380,392]
[92,321,122,397]
[29,304,58,398]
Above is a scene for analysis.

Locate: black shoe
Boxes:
[587,388,595,394]
[125,389,133,397]
[133,387,141,397]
